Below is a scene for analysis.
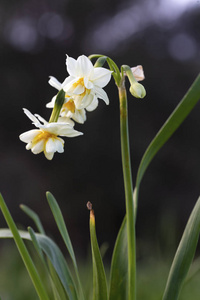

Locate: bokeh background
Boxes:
[0,0,200,297]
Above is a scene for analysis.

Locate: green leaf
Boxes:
[134,74,200,212]
[46,192,76,267]
[0,194,50,300]
[20,204,45,234]
[0,229,78,300]
[28,227,67,300]
[89,207,108,300]
[46,192,85,300]
[47,258,69,300]
[162,196,200,300]
[109,216,128,300]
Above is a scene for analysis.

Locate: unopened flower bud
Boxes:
[129,82,146,99]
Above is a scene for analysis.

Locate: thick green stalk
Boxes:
[0,194,50,300]
[118,80,136,300]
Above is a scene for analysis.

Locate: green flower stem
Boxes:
[0,194,50,300]
[118,80,136,300]
[49,89,65,123]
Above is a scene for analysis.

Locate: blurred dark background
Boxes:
[0,0,200,263]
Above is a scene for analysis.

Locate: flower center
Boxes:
[33,131,57,144]
[73,77,84,89]
[63,100,75,113]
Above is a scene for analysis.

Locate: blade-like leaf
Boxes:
[20,204,45,234]
[109,216,128,300]
[28,227,68,300]
[46,192,76,266]
[0,194,50,300]
[46,192,85,300]
[134,74,200,211]
[162,196,200,300]
[89,206,108,300]
[0,229,78,300]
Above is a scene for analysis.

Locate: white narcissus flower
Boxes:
[46,76,87,124]
[62,55,112,110]
[19,108,83,160]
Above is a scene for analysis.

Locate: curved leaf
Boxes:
[0,194,50,300]
[46,192,85,300]
[20,204,45,234]
[134,74,200,211]
[0,229,78,300]
[162,196,200,300]
[46,192,76,267]
[109,216,128,300]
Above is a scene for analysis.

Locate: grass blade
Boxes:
[162,196,200,300]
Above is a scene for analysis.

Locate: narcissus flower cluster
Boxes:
[20,55,112,159]
[20,54,145,159]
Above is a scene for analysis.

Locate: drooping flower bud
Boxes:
[122,65,146,99]
[129,82,146,98]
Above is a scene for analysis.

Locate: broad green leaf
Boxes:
[162,196,200,300]
[0,229,78,300]
[109,216,128,300]
[134,74,200,211]
[89,208,108,300]
[20,204,45,234]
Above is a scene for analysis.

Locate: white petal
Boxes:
[46,95,56,108]
[54,138,64,153]
[81,93,94,108]
[44,151,54,160]
[58,116,75,127]
[72,109,86,124]
[74,95,83,109]
[31,140,45,154]
[76,55,93,77]
[94,86,109,104]
[23,108,40,125]
[48,76,62,90]
[45,138,57,153]
[84,77,94,89]
[34,114,48,125]
[26,142,32,150]
[73,83,85,95]
[19,129,41,143]
[62,76,76,91]
[57,126,83,137]
[90,68,112,87]
[66,55,78,77]
[131,65,145,82]
[86,97,99,112]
